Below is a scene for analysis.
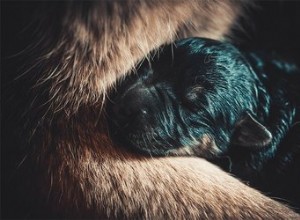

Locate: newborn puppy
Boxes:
[108,38,300,207]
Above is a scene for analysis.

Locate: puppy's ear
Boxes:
[231,112,272,149]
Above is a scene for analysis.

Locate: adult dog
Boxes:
[108,37,300,208]
[2,1,299,219]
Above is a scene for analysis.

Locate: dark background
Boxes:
[233,1,300,64]
[1,1,300,218]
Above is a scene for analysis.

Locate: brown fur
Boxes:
[38,112,299,219]
[167,134,221,158]
[8,1,300,219]
[27,1,244,114]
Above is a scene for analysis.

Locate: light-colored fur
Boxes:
[32,1,244,114]
[39,113,299,219]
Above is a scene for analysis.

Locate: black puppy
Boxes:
[108,38,300,208]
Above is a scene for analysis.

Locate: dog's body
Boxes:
[2,1,300,219]
[108,37,300,208]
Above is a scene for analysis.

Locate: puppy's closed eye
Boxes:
[181,86,204,110]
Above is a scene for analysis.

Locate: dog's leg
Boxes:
[38,114,299,219]
[25,1,246,114]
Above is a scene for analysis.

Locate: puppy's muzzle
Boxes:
[110,85,152,130]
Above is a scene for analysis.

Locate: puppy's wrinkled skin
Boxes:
[3,1,300,219]
[108,37,300,208]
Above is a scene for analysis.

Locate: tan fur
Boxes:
[31,1,245,114]
[39,112,299,219]
[18,1,300,219]
[167,134,221,158]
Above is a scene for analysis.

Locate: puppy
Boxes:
[108,37,300,208]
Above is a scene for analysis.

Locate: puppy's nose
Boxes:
[112,100,137,121]
[110,88,149,126]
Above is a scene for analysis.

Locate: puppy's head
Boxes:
[108,38,272,158]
